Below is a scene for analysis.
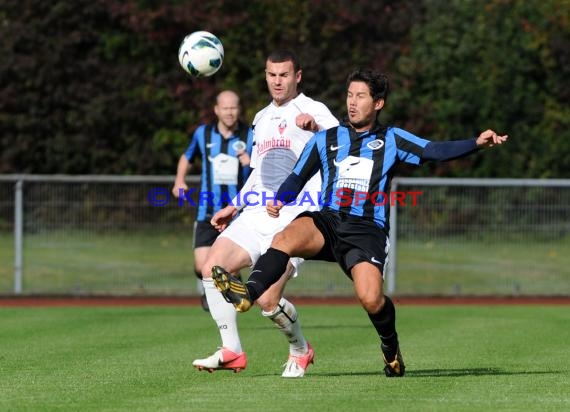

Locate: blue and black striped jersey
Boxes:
[291,122,430,229]
[184,122,253,221]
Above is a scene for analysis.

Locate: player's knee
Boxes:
[271,228,303,254]
[271,230,289,249]
[359,293,385,314]
[256,293,279,312]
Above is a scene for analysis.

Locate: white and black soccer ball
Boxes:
[178,31,224,77]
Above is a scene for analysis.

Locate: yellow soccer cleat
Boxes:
[211,265,252,312]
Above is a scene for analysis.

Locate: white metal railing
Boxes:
[1,175,569,296]
[1,175,199,295]
[387,177,570,295]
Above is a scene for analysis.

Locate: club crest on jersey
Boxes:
[278,119,287,135]
[367,139,384,150]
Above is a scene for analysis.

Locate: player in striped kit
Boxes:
[212,68,508,377]
[172,90,252,311]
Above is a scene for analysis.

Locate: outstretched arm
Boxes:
[422,129,508,162]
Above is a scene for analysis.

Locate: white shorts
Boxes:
[218,207,304,276]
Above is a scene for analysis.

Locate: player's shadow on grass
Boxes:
[406,368,557,377]
[306,368,558,378]
[247,324,370,331]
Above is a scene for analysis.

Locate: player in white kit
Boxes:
[192,50,339,377]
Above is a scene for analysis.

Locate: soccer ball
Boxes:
[178,31,224,77]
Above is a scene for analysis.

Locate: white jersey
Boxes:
[220,93,338,269]
[248,93,338,217]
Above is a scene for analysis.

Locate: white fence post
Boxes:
[14,179,23,294]
[386,178,398,296]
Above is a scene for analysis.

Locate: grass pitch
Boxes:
[0,304,568,411]
[1,232,569,296]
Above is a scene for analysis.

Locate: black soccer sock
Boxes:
[246,247,290,301]
[368,296,399,352]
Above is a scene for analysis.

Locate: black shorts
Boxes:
[296,209,389,278]
[193,220,220,248]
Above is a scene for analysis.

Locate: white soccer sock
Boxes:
[203,278,243,353]
[262,297,307,356]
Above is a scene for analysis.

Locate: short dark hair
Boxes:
[346,68,389,102]
[267,49,301,72]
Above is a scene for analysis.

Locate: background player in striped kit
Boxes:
[172,90,252,311]
[192,50,339,377]
[212,68,508,377]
